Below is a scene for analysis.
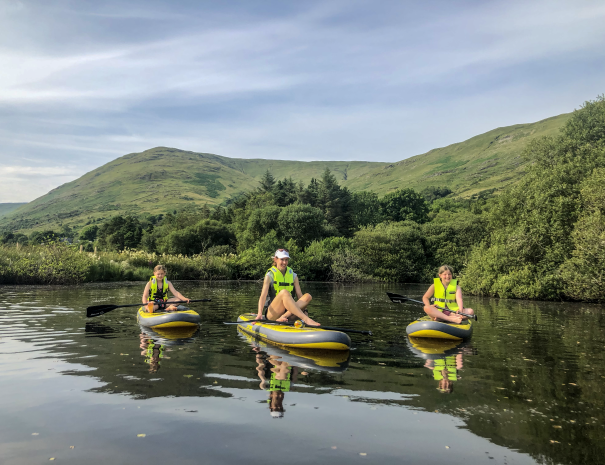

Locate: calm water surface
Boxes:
[1,282,604,465]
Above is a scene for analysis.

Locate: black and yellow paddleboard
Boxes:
[406,316,473,340]
[137,307,201,328]
[237,313,351,350]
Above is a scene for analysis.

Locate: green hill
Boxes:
[0,112,570,233]
[344,113,570,196]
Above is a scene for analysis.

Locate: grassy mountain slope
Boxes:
[343,113,571,197]
[0,203,26,219]
[1,113,570,233]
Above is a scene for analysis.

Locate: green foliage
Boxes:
[380,188,429,223]
[314,169,354,237]
[351,191,383,228]
[1,232,29,245]
[421,186,452,202]
[240,205,281,249]
[464,96,605,300]
[273,177,299,207]
[0,244,93,284]
[79,224,99,241]
[29,230,60,245]
[97,216,142,251]
[560,168,605,301]
[294,237,351,281]
[156,219,234,255]
[352,221,428,282]
[278,204,325,248]
[258,170,276,193]
[421,212,486,279]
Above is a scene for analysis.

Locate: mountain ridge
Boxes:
[1,112,570,233]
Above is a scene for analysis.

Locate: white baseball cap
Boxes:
[274,249,290,259]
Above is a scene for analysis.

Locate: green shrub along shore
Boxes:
[2,96,604,302]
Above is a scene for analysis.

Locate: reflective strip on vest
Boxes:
[433,278,459,311]
[150,276,169,301]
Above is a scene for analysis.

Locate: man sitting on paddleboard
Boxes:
[256,249,320,326]
[422,265,475,324]
[142,265,190,313]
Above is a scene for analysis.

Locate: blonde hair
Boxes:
[438,265,454,275]
[154,264,167,273]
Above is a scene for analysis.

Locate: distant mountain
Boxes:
[0,203,27,219]
[0,112,570,233]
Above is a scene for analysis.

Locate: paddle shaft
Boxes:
[225,319,372,335]
[387,292,477,321]
[86,299,211,318]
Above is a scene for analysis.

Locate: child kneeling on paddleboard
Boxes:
[142,265,190,313]
[256,249,320,326]
[422,265,474,324]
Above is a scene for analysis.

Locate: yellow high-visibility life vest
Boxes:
[149,276,169,301]
[433,278,459,312]
[268,266,294,294]
[264,266,295,312]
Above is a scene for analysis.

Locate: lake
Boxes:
[1,281,604,465]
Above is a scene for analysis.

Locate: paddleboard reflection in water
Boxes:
[139,325,198,373]
[239,328,350,418]
[407,337,476,394]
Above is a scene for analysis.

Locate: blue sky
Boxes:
[1,0,604,202]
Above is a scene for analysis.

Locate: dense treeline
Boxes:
[463,95,605,301]
[1,96,604,302]
[0,169,483,285]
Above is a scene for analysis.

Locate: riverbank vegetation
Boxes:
[1,96,603,302]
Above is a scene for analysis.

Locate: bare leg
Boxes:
[424,305,463,324]
[286,294,312,322]
[148,297,183,312]
[267,290,320,326]
[165,297,184,311]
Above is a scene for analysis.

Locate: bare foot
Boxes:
[303,316,320,327]
[276,316,289,322]
[166,304,178,312]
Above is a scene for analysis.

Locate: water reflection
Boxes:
[237,327,351,419]
[139,326,198,373]
[407,337,474,394]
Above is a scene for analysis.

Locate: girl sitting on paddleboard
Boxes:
[422,265,474,324]
[256,249,320,326]
[142,265,190,313]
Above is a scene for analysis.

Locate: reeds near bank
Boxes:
[0,245,234,285]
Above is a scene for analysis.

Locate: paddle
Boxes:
[86,299,212,318]
[224,319,372,335]
[386,292,477,321]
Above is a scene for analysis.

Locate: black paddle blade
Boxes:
[86,305,119,318]
[386,292,406,303]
